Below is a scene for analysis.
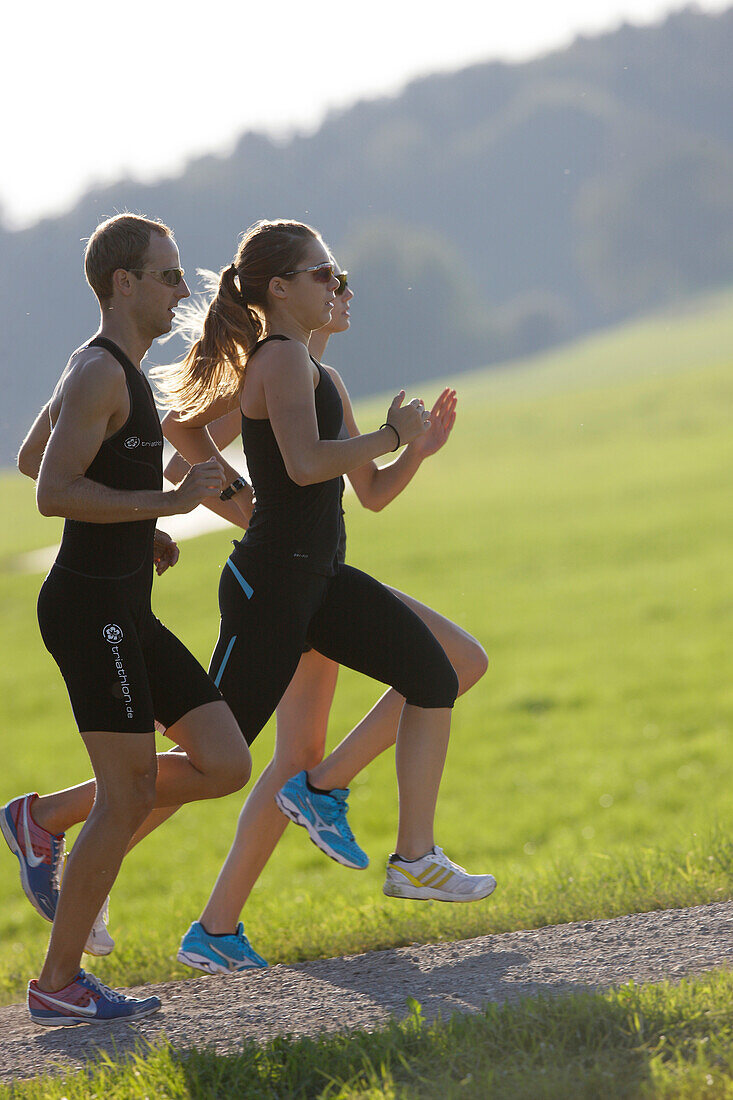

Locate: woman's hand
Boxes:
[384,391,430,447]
[408,388,457,458]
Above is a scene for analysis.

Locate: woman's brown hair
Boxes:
[154,219,320,419]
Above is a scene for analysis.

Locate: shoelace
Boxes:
[431,847,469,875]
[334,802,356,841]
[81,971,127,1003]
[50,840,67,893]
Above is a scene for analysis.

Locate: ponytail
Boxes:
[153,264,262,420]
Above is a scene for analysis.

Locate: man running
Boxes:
[3,213,251,1026]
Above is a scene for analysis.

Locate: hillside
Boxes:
[2,4,733,468]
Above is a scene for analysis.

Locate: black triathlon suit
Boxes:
[37,337,222,734]
[209,335,458,745]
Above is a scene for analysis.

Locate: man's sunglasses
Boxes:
[129,267,186,287]
[280,262,349,294]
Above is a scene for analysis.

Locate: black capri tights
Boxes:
[209,546,458,745]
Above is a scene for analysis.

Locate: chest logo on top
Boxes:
[102,623,124,644]
[124,436,161,449]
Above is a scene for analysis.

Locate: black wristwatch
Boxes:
[220,477,248,501]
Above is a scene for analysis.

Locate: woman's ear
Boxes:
[268,276,289,301]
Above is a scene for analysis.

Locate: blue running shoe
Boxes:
[275,771,369,870]
[28,969,161,1026]
[177,921,268,974]
[1,793,65,922]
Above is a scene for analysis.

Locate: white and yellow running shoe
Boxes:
[84,897,114,957]
[383,846,496,902]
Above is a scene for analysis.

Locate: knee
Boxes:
[229,743,252,793]
[101,764,157,831]
[456,640,489,695]
[212,741,252,796]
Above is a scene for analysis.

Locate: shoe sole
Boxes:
[383,875,497,902]
[275,791,368,870]
[0,807,53,923]
[83,939,115,957]
[176,948,265,974]
[30,1002,162,1027]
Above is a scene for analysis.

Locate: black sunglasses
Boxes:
[129,267,186,287]
[335,271,349,296]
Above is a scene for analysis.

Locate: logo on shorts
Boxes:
[124,436,140,449]
[102,623,124,643]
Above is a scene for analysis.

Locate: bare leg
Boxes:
[394,704,450,858]
[309,589,487,791]
[30,701,250,836]
[199,650,339,934]
[38,730,158,992]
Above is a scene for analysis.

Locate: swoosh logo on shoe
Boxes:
[32,989,97,1016]
[207,944,254,969]
[21,801,45,868]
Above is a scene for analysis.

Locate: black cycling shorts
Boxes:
[209,546,458,745]
[38,563,221,734]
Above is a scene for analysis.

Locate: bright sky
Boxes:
[3,0,728,229]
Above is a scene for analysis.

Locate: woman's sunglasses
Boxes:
[280,262,349,295]
[335,272,349,296]
[130,267,186,287]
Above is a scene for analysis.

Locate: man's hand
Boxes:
[153,529,180,575]
[172,458,226,514]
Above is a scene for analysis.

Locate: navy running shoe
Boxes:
[28,970,161,1026]
[1,793,65,921]
[177,921,268,974]
[275,770,369,869]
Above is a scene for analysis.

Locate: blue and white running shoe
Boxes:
[1,793,65,922]
[177,921,268,974]
[28,969,161,1026]
[275,771,369,870]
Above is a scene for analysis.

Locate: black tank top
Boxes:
[241,335,344,576]
[54,336,163,579]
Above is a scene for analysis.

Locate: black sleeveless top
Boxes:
[54,336,163,580]
[240,335,344,576]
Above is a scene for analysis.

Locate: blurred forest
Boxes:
[2,4,732,463]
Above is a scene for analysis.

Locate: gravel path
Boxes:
[1,900,731,1083]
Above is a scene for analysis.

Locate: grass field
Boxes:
[1,288,733,1093]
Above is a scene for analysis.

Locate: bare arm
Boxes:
[261,341,428,485]
[37,352,225,522]
[164,443,253,532]
[18,403,53,480]
[328,370,457,511]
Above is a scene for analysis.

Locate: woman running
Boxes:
[157,258,489,971]
[156,219,495,972]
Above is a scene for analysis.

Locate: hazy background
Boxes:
[2,1,732,464]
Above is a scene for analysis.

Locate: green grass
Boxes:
[1,286,733,1006]
[5,968,733,1098]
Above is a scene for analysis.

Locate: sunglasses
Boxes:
[129,267,186,287]
[280,261,338,284]
[335,272,349,296]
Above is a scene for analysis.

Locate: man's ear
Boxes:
[111,268,136,298]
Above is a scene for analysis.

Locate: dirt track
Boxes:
[0,899,731,1083]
